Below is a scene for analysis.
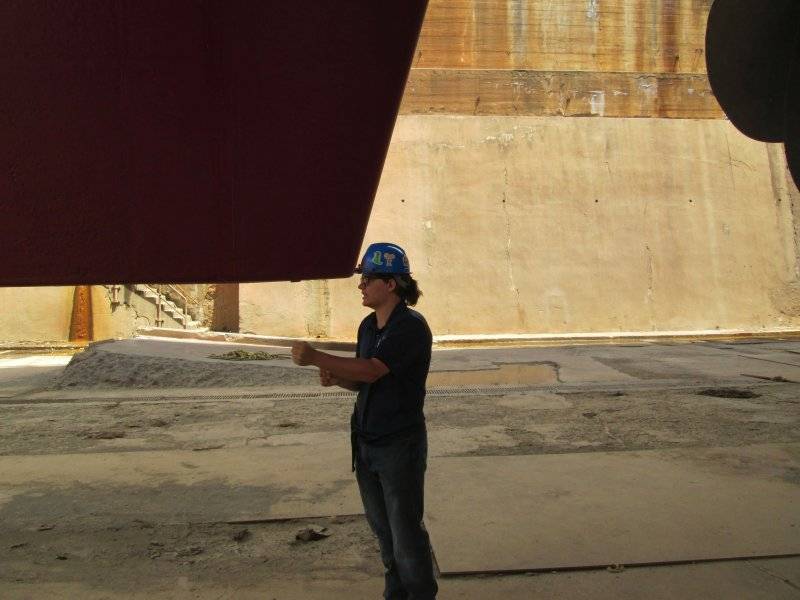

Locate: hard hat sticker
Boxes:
[360,242,410,275]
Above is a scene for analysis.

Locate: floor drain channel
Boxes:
[220,384,538,401]
[2,385,546,405]
[221,385,537,401]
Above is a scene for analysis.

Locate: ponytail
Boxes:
[394,274,422,306]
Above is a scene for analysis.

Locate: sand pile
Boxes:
[55,346,317,389]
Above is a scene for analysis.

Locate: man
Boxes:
[291,242,437,600]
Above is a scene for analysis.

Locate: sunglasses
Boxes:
[359,274,392,286]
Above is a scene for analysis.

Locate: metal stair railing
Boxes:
[146,284,202,329]
[106,283,204,329]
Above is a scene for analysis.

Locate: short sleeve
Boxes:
[373,319,430,377]
[355,317,369,358]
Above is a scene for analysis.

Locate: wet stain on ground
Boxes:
[428,362,559,386]
[592,357,696,380]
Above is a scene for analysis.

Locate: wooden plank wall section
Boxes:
[400,0,723,118]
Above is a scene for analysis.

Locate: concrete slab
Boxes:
[0,356,72,368]
[428,342,750,387]
[0,356,71,398]
[758,556,800,588]
[0,436,362,526]
[431,346,638,384]
[428,362,558,386]
[17,385,321,402]
[93,337,300,364]
[585,343,800,383]
[425,444,800,574]
[3,557,799,599]
[34,336,800,393]
[439,558,800,600]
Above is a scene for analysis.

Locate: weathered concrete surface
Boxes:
[0,286,184,345]
[241,115,800,338]
[207,283,239,333]
[415,0,711,74]
[402,69,722,119]
[426,444,800,573]
[2,558,800,600]
[91,286,185,340]
[0,442,361,525]
[15,336,800,395]
[0,287,73,343]
[402,1,721,117]
[231,0,799,341]
[0,355,71,398]
[1,338,800,598]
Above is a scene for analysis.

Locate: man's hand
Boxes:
[291,341,317,366]
[319,368,339,387]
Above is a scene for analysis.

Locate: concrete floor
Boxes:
[0,336,799,599]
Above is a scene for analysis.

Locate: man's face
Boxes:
[358,275,395,308]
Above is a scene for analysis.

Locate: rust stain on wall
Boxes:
[401,70,721,118]
[68,285,93,342]
[416,0,710,74]
[661,0,679,73]
[407,1,718,118]
[634,0,646,73]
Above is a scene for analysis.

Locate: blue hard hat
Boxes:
[355,242,411,275]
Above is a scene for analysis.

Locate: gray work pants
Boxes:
[355,431,438,600]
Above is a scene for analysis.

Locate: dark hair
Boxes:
[393,274,422,306]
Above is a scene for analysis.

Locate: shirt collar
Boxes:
[366,301,408,331]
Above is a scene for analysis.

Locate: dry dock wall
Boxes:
[239,116,800,338]
[239,0,800,339]
[0,286,184,344]
[0,287,74,344]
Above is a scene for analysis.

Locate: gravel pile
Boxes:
[55,347,317,389]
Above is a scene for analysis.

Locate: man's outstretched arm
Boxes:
[292,341,389,384]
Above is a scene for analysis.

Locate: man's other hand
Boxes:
[319,368,338,387]
[291,341,317,366]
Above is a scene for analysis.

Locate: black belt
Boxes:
[350,422,426,472]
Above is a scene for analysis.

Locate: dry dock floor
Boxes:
[1,336,799,599]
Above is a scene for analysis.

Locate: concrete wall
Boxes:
[0,285,184,345]
[0,287,73,343]
[92,286,184,340]
[209,283,240,333]
[403,0,719,120]
[240,115,800,339]
[239,0,800,340]
[413,0,712,74]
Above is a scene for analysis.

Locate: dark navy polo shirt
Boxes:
[350,301,432,442]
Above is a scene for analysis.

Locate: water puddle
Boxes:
[428,363,558,386]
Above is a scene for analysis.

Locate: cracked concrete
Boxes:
[1,337,799,598]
